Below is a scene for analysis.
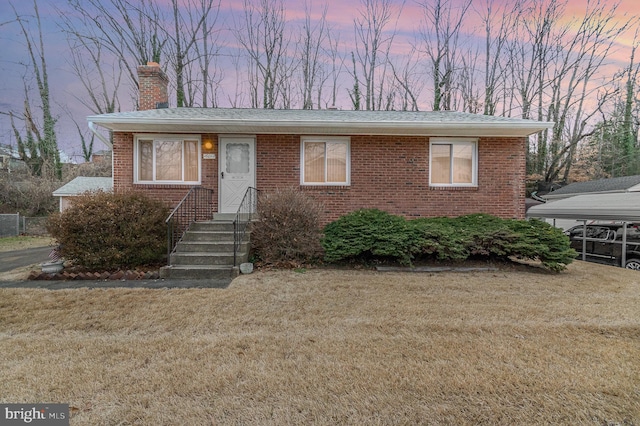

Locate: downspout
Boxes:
[88,121,112,149]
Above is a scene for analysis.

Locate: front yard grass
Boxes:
[0,261,638,424]
[0,235,54,252]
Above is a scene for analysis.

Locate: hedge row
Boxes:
[322,209,576,271]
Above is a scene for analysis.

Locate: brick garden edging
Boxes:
[29,268,160,281]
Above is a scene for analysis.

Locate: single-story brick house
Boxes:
[87,63,553,224]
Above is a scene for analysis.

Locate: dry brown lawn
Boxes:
[0,261,639,425]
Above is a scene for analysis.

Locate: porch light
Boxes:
[202,139,214,150]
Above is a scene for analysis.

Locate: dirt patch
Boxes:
[0,265,37,281]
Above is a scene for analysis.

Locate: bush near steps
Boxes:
[46,191,168,271]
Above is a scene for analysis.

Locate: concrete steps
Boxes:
[160,220,250,280]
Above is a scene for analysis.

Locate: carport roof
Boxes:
[527,192,640,222]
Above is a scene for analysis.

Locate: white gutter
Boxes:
[87,109,554,138]
[88,121,112,148]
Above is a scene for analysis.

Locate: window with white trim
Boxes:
[301,137,350,185]
[429,139,478,186]
[134,135,200,184]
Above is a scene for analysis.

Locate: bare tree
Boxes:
[348,52,362,110]
[458,48,483,113]
[389,48,424,111]
[10,0,61,178]
[416,0,471,111]
[64,0,166,103]
[619,34,640,174]
[65,38,123,116]
[541,0,630,183]
[63,0,223,108]
[226,53,249,108]
[505,0,563,178]
[476,0,521,116]
[165,0,221,107]
[352,0,402,111]
[192,0,224,108]
[298,2,330,109]
[325,31,345,108]
[576,28,640,179]
[234,0,290,109]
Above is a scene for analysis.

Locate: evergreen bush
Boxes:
[322,210,576,271]
[322,209,418,265]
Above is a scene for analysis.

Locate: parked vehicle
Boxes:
[565,224,640,270]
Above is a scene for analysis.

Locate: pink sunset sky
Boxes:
[0,0,637,161]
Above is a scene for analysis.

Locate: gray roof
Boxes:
[88,107,553,138]
[0,144,20,159]
[528,192,640,222]
[544,175,640,200]
[53,176,113,197]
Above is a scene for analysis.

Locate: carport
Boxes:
[527,192,640,266]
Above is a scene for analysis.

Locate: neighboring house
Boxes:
[0,145,27,172]
[58,150,77,165]
[543,175,640,201]
[52,176,113,212]
[92,150,112,163]
[0,145,76,171]
[87,62,553,224]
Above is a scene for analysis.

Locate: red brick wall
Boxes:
[255,134,526,223]
[112,132,217,211]
[112,132,526,222]
[137,63,169,111]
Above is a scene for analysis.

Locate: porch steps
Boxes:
[160,220,250,281]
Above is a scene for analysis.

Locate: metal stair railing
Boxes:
[233,187,259,266]
[165,186,215,264]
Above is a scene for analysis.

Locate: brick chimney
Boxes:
[137,62,169,111]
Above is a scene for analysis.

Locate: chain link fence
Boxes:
[0,214,20,237]
[0,214,49,237]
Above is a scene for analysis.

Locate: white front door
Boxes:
[219,136,256,214]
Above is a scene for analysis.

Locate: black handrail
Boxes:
[165,186,215,264]
[233,187,259,266]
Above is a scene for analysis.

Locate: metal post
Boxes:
[233,220,237,266]
[622,222,628,267]
[167,221,172,265]
[582,220,587,261]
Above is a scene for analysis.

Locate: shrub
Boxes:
[0,172,58,216]
[322,209,420,265]
[0,160,111,216]
[47,190,168,270]
[504,218,576,272]
[322,211,576,271]
[251,188,324,265]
